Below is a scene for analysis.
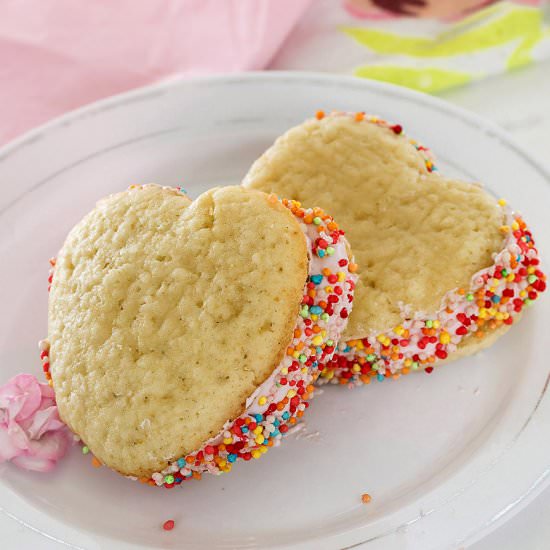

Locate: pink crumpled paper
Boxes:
[0,0,313,145]
[0,373,72,472]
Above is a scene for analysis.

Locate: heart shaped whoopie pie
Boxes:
[244,112,546,385]
[46,184,356,485]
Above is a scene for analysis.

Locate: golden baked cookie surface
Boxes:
[48,185,307,477]
[244,115,504,338]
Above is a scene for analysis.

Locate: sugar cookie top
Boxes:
[244,114,504,338]
[48,185,308,477]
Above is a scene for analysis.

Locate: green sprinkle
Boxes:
[326,339,334,347]
[411,362,419,370]
[366,354,376,362]
[164,475,174,484]
[326,247,335,256]
[82,446,89,455]
[466,294,474,301]
[528,274,537,284]
[501,269,509,277]
[313,217,322,225]
[299,354,307,363]
[321,313,329,321]
[425,320,433,328]
[524,298,532,306]
[300,306,309,318]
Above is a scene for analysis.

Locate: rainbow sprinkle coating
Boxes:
[320,205,546,386]
[43,186,357,486]
[315,109,437,173]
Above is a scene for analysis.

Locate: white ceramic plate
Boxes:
[0,73,549,550]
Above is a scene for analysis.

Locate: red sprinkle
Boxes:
[163,520,175,531]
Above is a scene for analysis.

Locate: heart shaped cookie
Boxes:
[243,112,546,385]
[46,184,356,484]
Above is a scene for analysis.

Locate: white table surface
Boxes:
[0,62,549,549]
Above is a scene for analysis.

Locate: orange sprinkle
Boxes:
[276,402,285,411]
[316,110,325,120]
[360,375,371,384]
[91,456,102,468]
[361,493,372,504]
[306,384,315,393]
[289,417,297,424]
[348,263,358,273]
[355,112,365,122]
[457,288,466,295]
[293,328,302,338]
[192,472,201,480]
[313,325,321,334]
[322,268,332,277]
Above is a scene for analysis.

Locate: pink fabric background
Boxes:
[0,0,312,145]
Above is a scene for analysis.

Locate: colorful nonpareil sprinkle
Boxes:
[320,205,546,387]
[163,519,175,531]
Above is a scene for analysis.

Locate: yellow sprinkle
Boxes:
[324,286,333,293]
[312,335,323,346]
[260,446,269,454]
[281,367,288,375]
[404,359,412,367]
[377,334,386,343]
[394,325,404,336]
[440,332,451,345]
[352,364,361,373]
[218,460,227,468]
[287,390,297,398]
[507,274,515,282]
[500,225,510,233]
[255,435,265,445]
[301,367,308,374]
[253,426,262,435]
[527,266,535,274]
[223,438,233,445]
[511,221,519,231]
[251,450,261,459]
[292,351,300,359]
[258,396,267,406]
[337,271,346,282]
[520,290,527,298]
[432,320,440,329]
[498,198,507,206]
[311,314,318,321]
